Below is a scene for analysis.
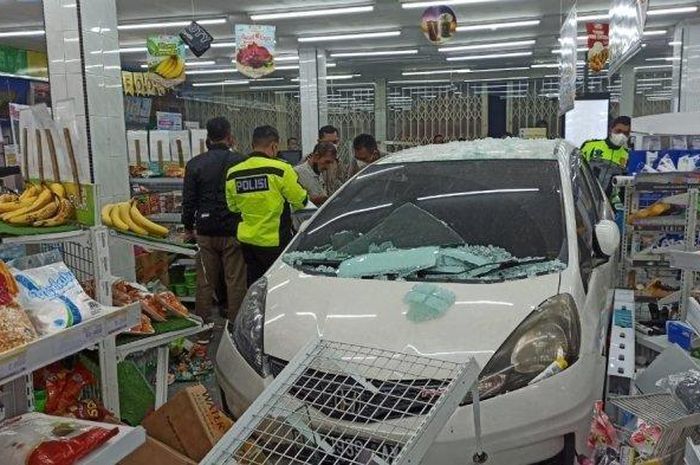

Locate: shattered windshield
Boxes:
[284,159,568,282]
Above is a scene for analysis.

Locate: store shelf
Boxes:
[130,177,184,186]
[147,212,182,224]
[686,438,700,465]
[0,228,89,245]
[110,230,198,256]
[173,258,196,267]
[77,420,146,465]
[0,302,141,386]
[668,250,700,272]
[631,216,688,230]
[115,317,212,359]
[636,332,673,353]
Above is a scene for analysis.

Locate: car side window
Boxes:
[580,158,608,216]
[574,167,597,291]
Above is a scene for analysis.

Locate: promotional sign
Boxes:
[156,111,183,131]
[609,0,648,74]
[122,71,167,97]
[180,21,213,57]
[420,6,458,45]
[147,35,187,89]
[587,23,610,73]
[235,25,275,79]
[558,5,578,115]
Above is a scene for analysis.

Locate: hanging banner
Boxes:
[558,5,578,115]
[420,6,458,45]
[121,71,167,97]
[180,21,213,57]
[609,0,648,75]
[235,25,275,79]
[586,23,609,73]
[147,35,187,89]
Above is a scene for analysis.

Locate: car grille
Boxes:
[268,357,449,423]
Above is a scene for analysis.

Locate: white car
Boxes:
[216,139,620,464]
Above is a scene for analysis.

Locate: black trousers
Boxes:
[241,244,283,286]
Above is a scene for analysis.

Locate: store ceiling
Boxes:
[0,0,697,90]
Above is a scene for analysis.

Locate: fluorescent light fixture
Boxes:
[186,60,216,67]
[192,80,250,87]
[473,66,530,72]
[447,51,532,61]
[464,76,529,82]
[118,18,226,30]
[647,6,697,16]
[292,74,360,82]
[551,47,588,54]
[577,13,609,22]
[645,57,680,62]
[250,77,285,82]
[298,30,400,42]
[186,68,239,75]
[402,68,471,76]
[0,71,49,82]
[643,30,667,36]
[402,0,494,8]
[635,64,674,70]
[669,41,683,46]
[531,63,560,69]
[119,46,148,53]
[439,40,535,53]
[251,5,373,20]
[275,55,299,62]
[388,79,453,84]
[457,19,540,32]
[0,29,45,38]
[331,49,419,58]
[250,85,299,91]
[577,35,588,42]
[276,65,300,70]
[210,41,236,48]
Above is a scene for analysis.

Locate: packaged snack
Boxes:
[656,369,700,413]
[0,412,118,465]
[44,363,94,415]
[629,421,662,458]
[11,261,113,335]
[587,401,618,450]
[0,261,37,354]
[155,291,189,318]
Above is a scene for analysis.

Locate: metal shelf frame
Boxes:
[110,230,198,257]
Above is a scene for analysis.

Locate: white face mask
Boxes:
[356,160,368,169]
[610,132,629,147]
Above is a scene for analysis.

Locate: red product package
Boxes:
[44,364,94,415]
[28,426,119,465]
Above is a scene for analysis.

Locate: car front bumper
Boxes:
[215,324,604,464]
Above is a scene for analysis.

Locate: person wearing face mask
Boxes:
[294,142,337,206]
[182,117,247,322]
[226,125,308,286]
[352,134,382,175]
[581,115,632,195]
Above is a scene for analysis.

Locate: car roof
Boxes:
[378,138,575,165]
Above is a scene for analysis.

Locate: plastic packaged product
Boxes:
[656,154,677,172]
[11,261,113,336]
[656,369,700,413]
[0,261,38,354]
[629,421,661,458]
[0,412,119,465]
[587,401,618,450]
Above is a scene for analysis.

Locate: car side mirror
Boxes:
[595,219,620,257]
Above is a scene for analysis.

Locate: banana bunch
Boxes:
[153,56,184,80]
[0,183,74,227]
[101,201,169,238]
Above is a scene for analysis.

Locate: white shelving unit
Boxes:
[76,418,145,465]
[110,230,198,257]
[686,438,700,465]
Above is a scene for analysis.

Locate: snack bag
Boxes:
[0,260,37,354]
[11,261,113,335]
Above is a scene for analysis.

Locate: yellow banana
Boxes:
[156,57,176,79]
[101,204,114,227]
[118,202,148,235]
[0,201,24,213]
[9,198,59,225]
[49,183,66,199]
[34,199,72,227]
[0,194,19,203]
[18,184,38,202]
[19,196,38,207]
[169,57,184,79]
[1,189,53,221]
[129,202,169,237]
[110,203,129,232]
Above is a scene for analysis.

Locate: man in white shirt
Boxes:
[294,142,337,206]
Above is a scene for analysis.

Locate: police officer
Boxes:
[580,116,631,195]
[226,125,308,286]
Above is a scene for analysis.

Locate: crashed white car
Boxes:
[216,139,620,464]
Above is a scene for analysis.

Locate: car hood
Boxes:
[263,264,561,368]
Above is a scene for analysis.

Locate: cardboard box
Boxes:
[119,436,197,465]
[142,384,233,461]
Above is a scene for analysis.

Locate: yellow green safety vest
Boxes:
[580,139,629,169]
[226,153,308,248]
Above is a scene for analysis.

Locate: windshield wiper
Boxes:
[468,257,553,278]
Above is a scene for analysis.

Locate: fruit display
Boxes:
[101,200,169,237]
[0,183,75,228]
[152,55,185,80]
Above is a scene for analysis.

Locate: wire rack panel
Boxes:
[202,339,480,465]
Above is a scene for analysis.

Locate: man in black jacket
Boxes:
[182,117,247,321]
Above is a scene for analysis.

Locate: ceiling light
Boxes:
[250,5,373,21]
[577,13,609,22]
[447,51,532,61]
[119,46,148,53]
[388,79,453,84]
[551,47,588,54]
[439,40,535,53]
[185,68,239,75]
[250,85,299,91]
[331,49,419,58]
[473,66,530,72]
[192,80,250,87]
[464,76,529,82]
[118,18,226,30]
[0,29,45,38]
[645,57,680,62]
[250,77,285,82]
[647,6,697,16]
[643,30,667,36]
[402,0,494,8]
[275,55,299,62]
[402,68,471,76]
[293,74,361,82]
[210,41,236,49]
[531,63,560,69]
[456,19,540,32]
[298,30,401,43]
[669,41,683,46]
[276,65,300,70]
[635,64,674,70]
[186,60,216,67]
[577,35,588,42]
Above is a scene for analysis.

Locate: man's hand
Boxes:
[184,229,197,244]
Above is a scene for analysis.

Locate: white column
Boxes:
[43,0,134,280]
[299,47,327,154]
[374,79,387,142]
[619,63,636,117]
[676,20,700,112]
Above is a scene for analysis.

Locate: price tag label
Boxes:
[0,350,28,382]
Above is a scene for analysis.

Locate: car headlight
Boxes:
[461,294,581,405]
[232,277,268,376]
